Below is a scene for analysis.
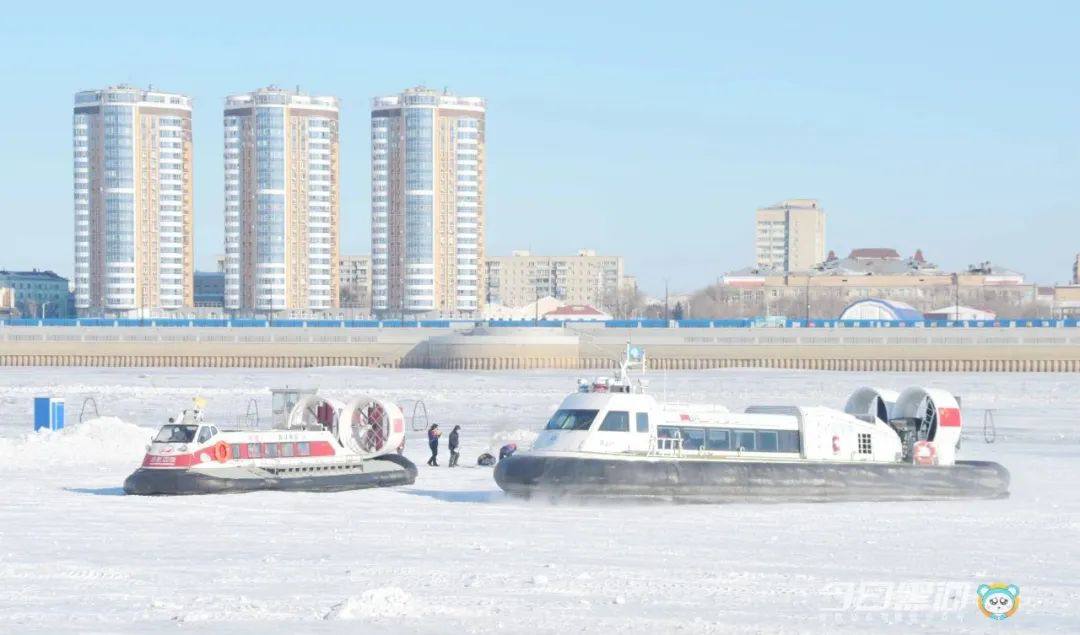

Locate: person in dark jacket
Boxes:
[427,424,441,466]
[448,425,461,467]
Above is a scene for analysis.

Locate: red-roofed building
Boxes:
[543,304,613,321]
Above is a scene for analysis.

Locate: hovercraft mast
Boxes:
[578,343,649,394]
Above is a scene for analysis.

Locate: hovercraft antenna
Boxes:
[617,342,649,392]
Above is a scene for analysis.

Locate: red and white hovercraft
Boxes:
[124,391,416,495]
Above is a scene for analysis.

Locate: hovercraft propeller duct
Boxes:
[888,387,963,465]
[339,397,406,459]
[286,395,344,432]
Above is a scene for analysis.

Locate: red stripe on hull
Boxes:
[141,440,339,469]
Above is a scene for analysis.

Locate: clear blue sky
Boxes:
[1,1,1078,295]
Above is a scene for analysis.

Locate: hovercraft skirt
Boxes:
[494,455,1010,502]
[124,454,418,495]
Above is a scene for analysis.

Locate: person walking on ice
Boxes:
[426,423,441,466]
[448,425,462,467]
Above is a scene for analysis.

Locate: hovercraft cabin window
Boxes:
[659,427,800,453]
[599,411,630,432]
[636,413,649,433]
[681,427,707,451]
[706,429,729,450]
[235,442,311,459]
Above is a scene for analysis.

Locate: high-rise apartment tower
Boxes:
[370,87,486,316]
[223,86,340,313]
[73,86,194,314]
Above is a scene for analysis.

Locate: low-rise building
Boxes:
[485,250,634,314]
[0,288,14,317]
[1054,286,1080,317]
[339,255,372,309]
[0,270,73,318]
[193,272,225,308]
[925,305,997,321]
[704,249,1036,318]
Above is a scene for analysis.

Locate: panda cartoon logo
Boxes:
[977,583,1020,620]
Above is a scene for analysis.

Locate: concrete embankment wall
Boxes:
[1,325,1079,371]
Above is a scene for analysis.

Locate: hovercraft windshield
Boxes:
[153,424,197,443]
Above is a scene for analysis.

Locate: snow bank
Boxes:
[0,416,153,470]
[489,427,538,450]
[324,587,416,620]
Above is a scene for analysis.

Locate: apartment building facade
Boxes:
[223,86,340,313]
[371,87,486,317]
[755,198,826,272]
[339,255,372,309]
[73,86,194,315]
[485,250,631,311]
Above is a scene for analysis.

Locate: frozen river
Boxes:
[0,367,1077,633]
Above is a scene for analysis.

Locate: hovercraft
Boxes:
[494,347,1010,503]
[124,393,417,495]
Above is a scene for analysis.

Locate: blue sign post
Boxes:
[34,397,64,431]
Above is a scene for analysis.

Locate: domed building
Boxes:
[838,298,923,321]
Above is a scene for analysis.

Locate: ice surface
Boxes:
[0,367,1077,633]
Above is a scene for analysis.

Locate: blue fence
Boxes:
[0,317,1077,329]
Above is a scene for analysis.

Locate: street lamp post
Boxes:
[664,278,669,322]
[805,275,811,322]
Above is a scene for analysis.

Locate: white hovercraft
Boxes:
[494,347,1010,502]
[124,392,416,495]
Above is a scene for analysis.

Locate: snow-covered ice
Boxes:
[0,367,1077,633]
